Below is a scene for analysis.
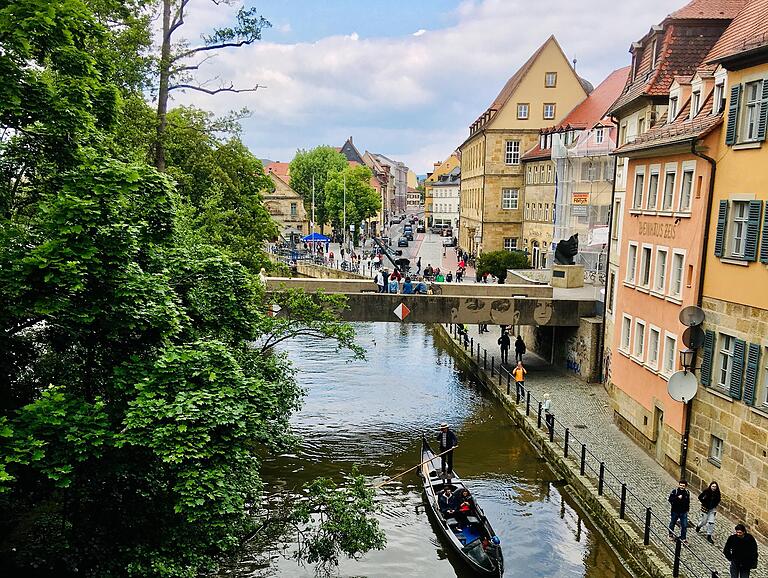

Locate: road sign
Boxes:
[267,303,282,318]
[393,303,411,321]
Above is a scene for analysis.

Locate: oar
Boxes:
[373,446,458,489]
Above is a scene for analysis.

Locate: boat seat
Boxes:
[465,515,480,526]
[446,518,460,529]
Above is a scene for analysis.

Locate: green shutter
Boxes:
[761,201,768,264]
[725,84,742,145]
[700,330,715,387]
[758,79,768,141]
[714,200,729,257]
[744,200,763,261]
[744,343,761,406]
[729,339,746,399]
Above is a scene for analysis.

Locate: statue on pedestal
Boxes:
[554,234,579,265]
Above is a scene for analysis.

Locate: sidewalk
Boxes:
[457,322,767,578]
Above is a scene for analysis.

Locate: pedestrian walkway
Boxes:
[455,322,768,578]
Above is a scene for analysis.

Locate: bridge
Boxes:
[265,277,598,326]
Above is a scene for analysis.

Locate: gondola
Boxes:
[418,437,504,576]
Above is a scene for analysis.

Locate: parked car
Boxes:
[416,224,426,233]
[441,228,453,237]
[397,236,409,247]
[404,231,414,241]
[442,237,456,247]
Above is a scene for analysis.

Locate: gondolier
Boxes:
[437,423,458,478]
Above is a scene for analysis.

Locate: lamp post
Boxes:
[678,348,697,480]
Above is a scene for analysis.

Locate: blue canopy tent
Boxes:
[302,232,330,242]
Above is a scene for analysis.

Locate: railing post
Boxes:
[526,391,531,416]
[484,349,487,370]
[580,444,586,476]
[549,418,554,442]
[470,337,474,356]
[598,462,605,495]
[506,372,511,395]
[477,346,480,364]
[672,537,682,577]
[644,507,651,546]
[537,402,542,428]
[490,354,494,376]
[564,428,569,458]
[498,367,502,387]
[620,483,627,519]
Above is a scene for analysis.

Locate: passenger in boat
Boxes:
[438,487,456,516]
[437,423,458,479]
[455,489,474,529]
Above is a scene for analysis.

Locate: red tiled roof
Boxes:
[521,143,551,161]
[670,0,748,19]
[554,66,630,130]
[266,162,290,179]
[706,0,768,62]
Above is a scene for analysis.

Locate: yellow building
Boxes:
[425,153,460,226]
[458,36,589,256]
[521,151,555,269]
[685,0,768,540]
[262,172,308,243]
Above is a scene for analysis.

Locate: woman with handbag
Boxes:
[696,481,721,543]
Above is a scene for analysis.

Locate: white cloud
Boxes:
[171,0,685,173]
[276,22,292,34]
[412,29,426,37]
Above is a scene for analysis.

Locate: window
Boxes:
[621,315,632,352]
[626,243,638,283]
[608,271,616,313]
[679,168,694,212]
[691,91,701,118]
[534,165,539,184]
[640,246,652,287]
[505,140,521,165]
[743,81,761,141]
[762,347,768,407]
[654,248,667,293]
[661,168,676,211]
[710,436,723,464]
[547,165,553,183]
[612,200,621,240]
[648,327,661,369]
[650,38,658,68]
[637,116,646,135]
[633,320,646,360]
[543,103,556,120]
[544,203,549,222]
[538,203,543,220]
[503,238,517,251]
[713,82,725,115]
[545,72,557,87]
[670,251,684,298]
[525,203,530,220]
[632,170,645,209]
[290,202,298,217]
[517,103,529,120]
[620,123,628,145]
[646,170,659,210]
[595,128,604,144]
[729,201,749,257]
[669,96,678,121]
[717,334,735,390]
[663,333,677,375]
[527,166,533,183]
[502,188,519,210]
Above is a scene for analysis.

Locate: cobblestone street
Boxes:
[453,322,768,578]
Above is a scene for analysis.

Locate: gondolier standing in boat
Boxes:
[437,423,458,479]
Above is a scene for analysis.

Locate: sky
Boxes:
[171,0,685,174]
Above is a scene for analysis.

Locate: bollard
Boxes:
[580,444,586,476]
[598,462,605,495]
[526,391,531,416]
[672,537,682,577]
[537,402,542,428]
[483,349,487,370]
[643,507,651,546]
[491,355,494,376]
[620,483,627,519]
[564,428,569,458]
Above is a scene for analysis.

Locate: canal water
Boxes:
[241,323,633,577]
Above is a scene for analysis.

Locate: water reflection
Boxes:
[241,323,632,578]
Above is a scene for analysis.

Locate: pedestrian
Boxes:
[381,268,390,293]
[543,393,554,434]
[696,481,721,544]
[498,331,511,364]
[436,422,458,480]
[668,479,691,544]
[513,361,526,398]
[435,271,445,282]
[443,246,446,256]
[515,335,526,363]
[329,250,334,265]
[456,267,463,283]
[402,276,414,294]
[374,269,385,293]
[446,271,453,282]
[417,256,421,274]
[723,524,758,578]
[388,272,400,294]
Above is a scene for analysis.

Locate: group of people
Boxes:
[497,329,525,365]
[422,263,455,282]
[668,479,759,577]
[374,268,430,294]
[438,487,476,531]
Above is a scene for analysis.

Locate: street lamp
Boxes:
[679,348,696,373]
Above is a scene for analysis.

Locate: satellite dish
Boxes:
[668,371,699,402]
[682,326,705,349]
[679,305,705,327]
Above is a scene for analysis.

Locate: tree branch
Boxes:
[169,54,216,76]
[4,317,44,337]
[171,40,254,63]
[168,82,264,95]
[168,0,190,39]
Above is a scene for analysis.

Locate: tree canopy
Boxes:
[289,146,349,232]
[476,250,530,283]
[324,164,381,241]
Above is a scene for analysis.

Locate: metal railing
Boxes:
[446,323,721,578]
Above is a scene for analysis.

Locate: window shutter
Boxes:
[744,200,763,261]
[714,200,729,257]
[758,79,768,141]
[744,343,761,406]
[725,84,741,145]
[729,339,746,399]
[700,330,715,387]
[761,201,768,264]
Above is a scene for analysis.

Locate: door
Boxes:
[654,407,665,463]
[532,241,541,269]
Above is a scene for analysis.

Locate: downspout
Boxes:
[596,117,621,385]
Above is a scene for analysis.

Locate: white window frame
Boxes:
[729,200,750,258]
[710,435,723,463]
[626,242,638,284]
[743,81,762,141]
[620,314,632,353]
[647,325,661,371]
[669,249,685,299]
[761,346,768,408]
[632,167,645,210]
[501,188,518,210]
[668,96,678,122]
[633,319,646,361]
[717,334,735,391]
[503,237,517,251]
[595,128,605,144]
[639,244,653,289]
[612,199,622,240]
[690,90,701,119]
[517,103,529,120]
[662,332,678,377]
[646,166,660,211]
[545,72,557,88]
[713,81,725,115]
[525,203,530,220]
[505,140,521,165]
[543,103,556,120]
[653,247,668,295]
[678,161,695,212]
[661,164,677,211]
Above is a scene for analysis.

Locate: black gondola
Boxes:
[418,438,504,576]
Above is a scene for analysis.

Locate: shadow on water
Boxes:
[229,323,634,578]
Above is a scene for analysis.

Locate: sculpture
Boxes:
[554,234,579,265]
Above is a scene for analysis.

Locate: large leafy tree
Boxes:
[324,164,381,242]
[476,250,530,283]
[289,146,349,232]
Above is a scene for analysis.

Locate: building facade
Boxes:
[430,166,460,228]
[458,36,589,256]
[371,153,408,216]
[262,172,308,242]
[521,151,555,269]
[425,153,460,226]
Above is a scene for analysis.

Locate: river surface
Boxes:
[237,323,633,578]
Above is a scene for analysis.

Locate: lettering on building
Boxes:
[638,221,677,240]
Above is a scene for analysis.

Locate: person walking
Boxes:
[381,268,390,293]
[515,335,526,363]
[498,331,511,364]
[456,267,463,283]
[436,423,458,480]
[416,256,421,275]
[543,393,554,434]
[724,524,759,578]
[668,479,691,544]
[696,481,722,544]
[513,361,527,399]
[374,269,385,293]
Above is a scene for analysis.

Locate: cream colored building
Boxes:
[425,153,460,226]
[521,153,555,268]
[262,172,308,242]
[458,36,590,256]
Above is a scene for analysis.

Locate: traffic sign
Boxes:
[393,303,411,321]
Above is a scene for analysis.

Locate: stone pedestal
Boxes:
[551,264,584,288]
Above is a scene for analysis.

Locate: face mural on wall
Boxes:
[533,300,553,326]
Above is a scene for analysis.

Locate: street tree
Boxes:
[476,250,530,283]
[324,164,381,243]
[289,146,349,232]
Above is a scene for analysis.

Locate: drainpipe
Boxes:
[596,117,621,385]
[678,137,717,481]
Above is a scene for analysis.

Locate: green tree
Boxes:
[324,164,380,243]
[476,250,530,283]
[289,146,349,232]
